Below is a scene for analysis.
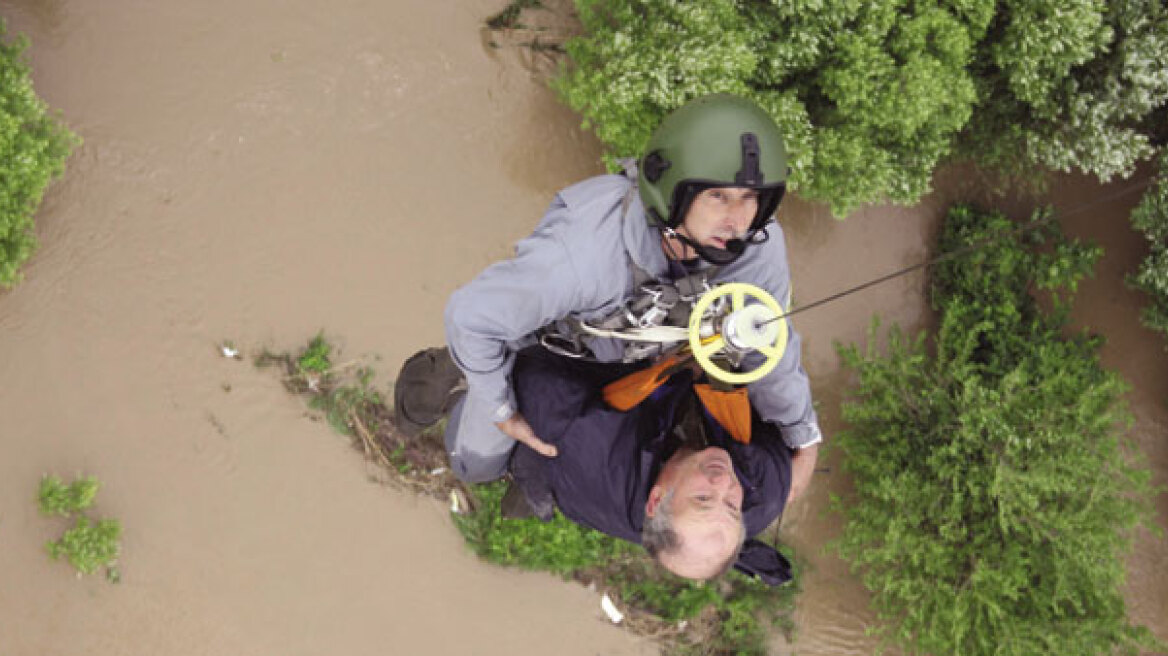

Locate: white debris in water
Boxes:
[677,620,688,631]
[219,343,240,359]
[429,467,447,476]
[449,489,468,515]
[306,375,320,392]
[600,593,624,624]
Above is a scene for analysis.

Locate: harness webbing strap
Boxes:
[538,184,722,363]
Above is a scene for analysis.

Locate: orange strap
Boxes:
[602,354,683,411]
[694,384,752,444]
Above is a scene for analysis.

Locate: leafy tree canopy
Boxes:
[552,0,1168,216]
[833,204,1163,655]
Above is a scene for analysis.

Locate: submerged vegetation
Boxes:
[834,205,1163,655]
[254,339,448,493]
[261,336,797,655]
[37,475,122,581]
[0,20,80,286]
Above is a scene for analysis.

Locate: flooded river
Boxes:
[1,1,1163,654]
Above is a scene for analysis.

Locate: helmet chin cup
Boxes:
[696,244,745,266]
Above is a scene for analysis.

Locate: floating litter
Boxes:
[220,343,240,359]
[449,489,468,514]
[600,593,624,624]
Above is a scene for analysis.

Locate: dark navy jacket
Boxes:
[510,349,794,584]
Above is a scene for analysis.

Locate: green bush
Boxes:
[1128,150,1168,345]
[37,475,99,517]
[833,205,1162,655]
[47,516,122,577]
[0,20,79,286]
[454,481,796,655]
[37,474,122,581]
[548,0,1167,216]
[296,332,332,375]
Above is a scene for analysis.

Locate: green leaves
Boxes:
[295,332,332,375]
[37,475,99,517]
[37,474,122,580]
[1128,151,1168,346]
[0,21,80,286]
[551,0,1165,215]
[963,0,1168,182]
[834,205,1162,655]
[47,516,123,577]
[453,481,796,655]
[553,0,988,216]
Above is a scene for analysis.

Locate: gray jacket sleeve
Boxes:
[736,226,823,449]
[444,197,586,424]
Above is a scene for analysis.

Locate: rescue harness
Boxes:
[535,185,791,444]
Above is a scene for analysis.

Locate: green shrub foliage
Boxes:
[834,205,1161,655]
[551,0,1167,216]
[454,481,796,655]
[37,474,122,580]
[47,516,122,576]
[554,0,988,216]
[0,21,79,286]
[1128,151,1168,345]
[37,475,99,517]
[962,0,1168,182]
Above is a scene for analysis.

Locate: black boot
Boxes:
[507,448,555,522]
[393,347,465,437]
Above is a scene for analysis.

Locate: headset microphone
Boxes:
[724,239,746,255]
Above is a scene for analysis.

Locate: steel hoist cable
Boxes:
[757,178,1155,328]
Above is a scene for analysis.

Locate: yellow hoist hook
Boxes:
[687,283,789,385]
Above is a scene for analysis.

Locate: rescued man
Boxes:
[396,94,821,582]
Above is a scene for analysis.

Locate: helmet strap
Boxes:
[654,181,784,265]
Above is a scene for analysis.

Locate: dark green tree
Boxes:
[1,20,79,286]
[834,204,1162,655]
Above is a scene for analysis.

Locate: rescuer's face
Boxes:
[679,187,758,250]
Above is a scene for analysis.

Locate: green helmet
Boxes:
[638,94,788,234]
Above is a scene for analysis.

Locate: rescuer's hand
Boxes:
[496,412,558,458]
[786,442,818,504]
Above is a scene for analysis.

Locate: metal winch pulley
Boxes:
[622,282,679,329]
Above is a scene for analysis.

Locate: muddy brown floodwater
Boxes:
[0,1,1164,654]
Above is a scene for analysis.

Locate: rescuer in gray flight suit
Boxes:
[397,94,821,581]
